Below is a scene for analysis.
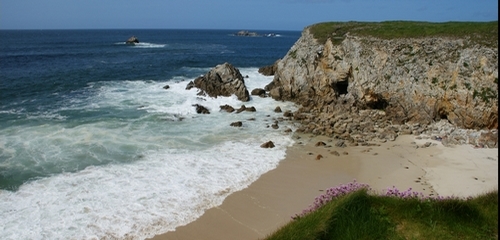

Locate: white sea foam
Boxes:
[0,135,294,240]
[0,68,299,239]
[132,42,166,48]
[114,42,166,48]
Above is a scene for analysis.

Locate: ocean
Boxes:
[0,29,301,239]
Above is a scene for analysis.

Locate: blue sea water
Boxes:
[0,29,301,239]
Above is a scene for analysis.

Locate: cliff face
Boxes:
[268,28,498,130]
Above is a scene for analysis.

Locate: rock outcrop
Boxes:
[192,104,210,114]
[260,141,275,148]
[267,26,498,131]
[258,59,280,76]
[126,36,139,44]
[235,31,260,37]
[189,62,250,102]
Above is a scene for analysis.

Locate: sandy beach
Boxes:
[151,133,498,240]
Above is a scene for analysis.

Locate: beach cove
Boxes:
[1,23,497,239]
[152,132,498,240]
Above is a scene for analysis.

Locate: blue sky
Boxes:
[1,0,497,30]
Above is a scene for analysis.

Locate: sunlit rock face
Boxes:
[267,27,498,130]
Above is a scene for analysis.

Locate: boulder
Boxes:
[220,104,235,113]
[245,106,257,112]
[251,88,266,97]
[230,121,243,127]
[235,105,256,113]
[191,62,250,102]
[260,141,275,148]
[192,104,210,114]
[126,36,139,44]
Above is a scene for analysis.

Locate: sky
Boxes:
[0,0,498,31]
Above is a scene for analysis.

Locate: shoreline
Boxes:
[151,133,498,240]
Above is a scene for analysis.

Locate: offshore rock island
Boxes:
[262,21,498,147]
[233,30,280,37]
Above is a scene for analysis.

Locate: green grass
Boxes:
[265,189,498,240]
[308,21,498,47]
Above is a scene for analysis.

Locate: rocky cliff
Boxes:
[266,22,498,147]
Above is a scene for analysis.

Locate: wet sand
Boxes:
[151,133,498,240]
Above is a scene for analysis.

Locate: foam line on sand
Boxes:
[151,133,498,240]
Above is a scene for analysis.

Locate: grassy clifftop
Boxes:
[308,21,498,47]
[265,188,498,240]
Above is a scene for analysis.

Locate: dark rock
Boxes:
[126,36,139,44]
[274,106,282,113]
[245,106,256,112]
[230,121,243,127]
[236,105,247,113]
[163,85,170,90]
[192,104,210,114]
[235,31,260,37]
[235,105,256,113]
[251,88,266,97]
[190,62,250,101]
[260,141,275,148]
[220,104,235,113]
[186,81,195,90]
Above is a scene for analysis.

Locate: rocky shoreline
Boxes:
[174,23,499,149]
[259,24,498,148]
[178,62,497,149]
[290,105,498,148]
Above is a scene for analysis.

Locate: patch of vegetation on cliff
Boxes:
[473,87,498,103]
[309,21,498,47]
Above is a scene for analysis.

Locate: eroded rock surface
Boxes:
[265,26,498,147]
[190,62,250,102]
[267,28,498,130]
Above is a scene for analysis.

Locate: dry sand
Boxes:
[151,133,498,240]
